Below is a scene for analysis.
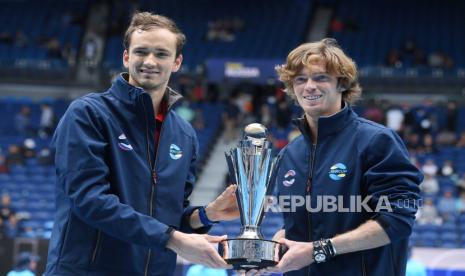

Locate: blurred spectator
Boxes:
[385,49,403,68]
[192,108,205,130]
[456,131,465,148]
[1,194,16,230]
[363,99,384,124]
[38,103,55,138]
[410,156,421,169]
[401,103,415,132]
[445,101,458,132]
[406,133,423,153]
[37,147,53,166]
[422,133,437,154]
[456,191,465,214]
[175,101,195,123]
[61,11,73,26]
[437,190,457,220]
[435,103,456,147]
[402,40,418,58]
[0,31,13,44]
[6,252,39,276]
[412,100,436,135]
[259,104,272,127]
[436,131,456,146]
[1,193,14,214]
[192,81,205,101]
[0,152,8,173]
[416,198,442,225]
[270,127,291,151]
[428,50,454,69]
[14,106,33,136]
[276,99,292,128]
[22,139,36,160]
[235,93,253,120]
[330,17,345,32]
[83,37,98,69]
[14,30,29,48]
[62,42,77,67]
[412,49,426,66]
[329,17,359,33]
[386,104,404,134]
[205,17,244,42]
[420,174,439,196]
[46,38,63,59]
[223,96,241,142]
[421,159,438,176]
[6,145,25,166]
[439,160,455,177]
[4,215,18,238]
[456,173,465,194]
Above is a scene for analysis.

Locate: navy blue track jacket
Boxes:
[275,104,423,276]
[45,73,209,275]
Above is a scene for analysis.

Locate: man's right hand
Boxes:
[272,229,285,242]
[166,230,232,269]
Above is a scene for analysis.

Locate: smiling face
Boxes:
[123,27,182,93]
[292,63,342,119]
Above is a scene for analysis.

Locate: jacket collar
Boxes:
[111,72,183,110]
[293,102,357,142]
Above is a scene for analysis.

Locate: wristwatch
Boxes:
[312,240,328,263]
[313,239,337,263]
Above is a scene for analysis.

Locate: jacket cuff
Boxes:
[372,212,413,243]
[159,224,175,249]
[180,206,212,234]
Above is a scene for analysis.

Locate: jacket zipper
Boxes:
[361,252,367,276]
[142,97,168,276]
[307,144,317,276]
[142,99,155,276]
[91,230,102,263]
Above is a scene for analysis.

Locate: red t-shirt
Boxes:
[154,99,167,149]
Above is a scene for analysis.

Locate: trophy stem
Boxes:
[239,226,263,239]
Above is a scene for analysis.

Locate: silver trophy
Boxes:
[218,123,282,270]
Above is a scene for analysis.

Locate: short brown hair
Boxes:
[276,38,362,104]
[123,11,186,57]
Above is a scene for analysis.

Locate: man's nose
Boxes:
[304,78,317,90]
[144,53,158,65]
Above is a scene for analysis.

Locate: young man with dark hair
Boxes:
[45,12,238,275]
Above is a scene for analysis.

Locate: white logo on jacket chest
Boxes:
[283,169,296,187]
[118,133,133,151]
[170,144,182,160]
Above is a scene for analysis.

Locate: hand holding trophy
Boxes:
[218,123,283,271]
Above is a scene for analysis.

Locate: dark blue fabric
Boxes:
[275,104,423,276]
[45,73,209,276]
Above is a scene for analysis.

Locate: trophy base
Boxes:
[218,238,281,270]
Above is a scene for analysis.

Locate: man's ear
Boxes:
[337,79,346,93]
[123,49,129,69]
[172,54,183,72]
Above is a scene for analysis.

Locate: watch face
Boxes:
[315,253,326,262]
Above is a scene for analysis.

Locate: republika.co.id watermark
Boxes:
[264,195,423,213]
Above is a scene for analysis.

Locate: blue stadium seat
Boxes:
[440,232,459,243]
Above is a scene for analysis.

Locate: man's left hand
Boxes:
[266,238,314,273]
[206,184,239,221]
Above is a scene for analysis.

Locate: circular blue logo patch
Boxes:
[329,163,347,181]
[169,144,182,160]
